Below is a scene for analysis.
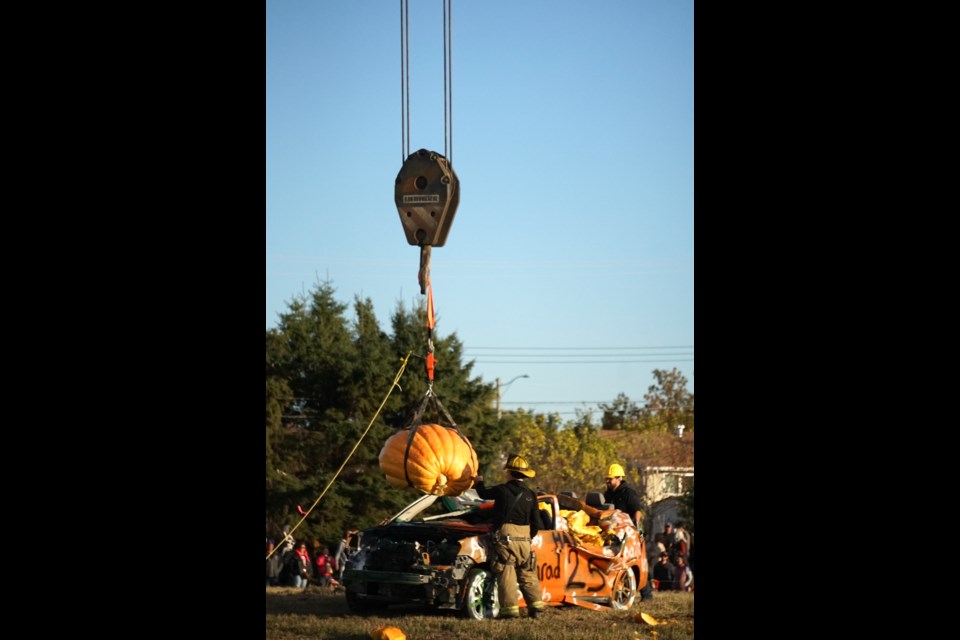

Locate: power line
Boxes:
[466,346,693,350]
[500,401,613,405]
[467,352,692,358]
[471,359,694,364]
[466,346,693,364]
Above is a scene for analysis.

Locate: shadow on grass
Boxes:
[266,586,442,619]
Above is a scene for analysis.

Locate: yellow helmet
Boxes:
[504,454,536,478]
[606,463,626,478]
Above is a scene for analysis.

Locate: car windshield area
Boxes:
[385,490,494,525]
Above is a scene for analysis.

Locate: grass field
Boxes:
[266,585,694,640]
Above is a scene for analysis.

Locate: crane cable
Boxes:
[400,0,409,160]
[400,0,454,164]
[443,0,453,164]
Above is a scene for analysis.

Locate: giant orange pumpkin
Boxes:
[379,423,478,496]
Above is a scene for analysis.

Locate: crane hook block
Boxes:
[395,149,460,247]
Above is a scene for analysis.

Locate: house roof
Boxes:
[598,428,695,469]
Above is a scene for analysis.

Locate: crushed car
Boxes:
[341,489,648,619]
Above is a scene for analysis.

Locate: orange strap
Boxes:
[426,279,435,330]
[425,279,436,381]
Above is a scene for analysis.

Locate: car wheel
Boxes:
[345,589,387,615]
[610,568,637,611]
[461,568,500,620]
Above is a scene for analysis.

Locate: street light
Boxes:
[496,374,530,421]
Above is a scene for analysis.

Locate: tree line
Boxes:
[266,279,694,545]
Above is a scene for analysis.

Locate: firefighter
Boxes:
[604,462,654,601]
[603,463,645,530]
[472,454,547,620]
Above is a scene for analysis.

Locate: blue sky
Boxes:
[266,0,694,419]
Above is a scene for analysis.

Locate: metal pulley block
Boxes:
[394,149,459,247]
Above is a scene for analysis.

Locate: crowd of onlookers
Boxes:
[649,521,694,592]
[267,520,694,593]
[266,534,341,589]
